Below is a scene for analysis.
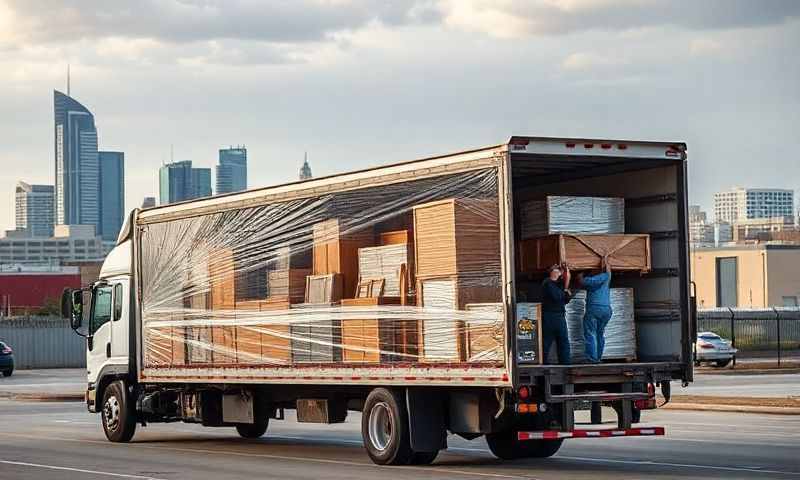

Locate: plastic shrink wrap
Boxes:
[520,196,625,238]
[139,168,506,371]
[546,288,636,363]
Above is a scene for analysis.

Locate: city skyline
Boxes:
[1,2,799,230]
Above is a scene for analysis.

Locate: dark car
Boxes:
[0,341,14,377]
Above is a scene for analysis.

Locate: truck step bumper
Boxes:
[518,426,665,441]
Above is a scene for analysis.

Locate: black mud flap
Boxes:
[406,388,447,453]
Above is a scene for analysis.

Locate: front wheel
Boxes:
[486,431,563,460]
[101,380,137,442]
[361,388,414,465]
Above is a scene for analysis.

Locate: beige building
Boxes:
[732,216,795,242]
[691,244,800,308]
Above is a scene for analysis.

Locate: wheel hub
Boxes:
[367,402,393,452]
[104,395,121,432]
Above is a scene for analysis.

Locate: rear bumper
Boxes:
[518,426,665,441]
[696,352,735,361]
[0,356,13,369]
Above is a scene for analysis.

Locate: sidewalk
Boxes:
[0,368,84,401]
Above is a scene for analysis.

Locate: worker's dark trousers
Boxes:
[583,305,613,363]
[542,312,571,365]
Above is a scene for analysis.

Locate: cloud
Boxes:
[435,0,800,38]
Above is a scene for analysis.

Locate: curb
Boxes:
[696,368,800,376]
[663,402,800,415]
[0,392,84,402]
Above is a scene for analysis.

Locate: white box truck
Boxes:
[62,136,693,465]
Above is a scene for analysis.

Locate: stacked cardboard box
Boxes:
[312,219,374,299]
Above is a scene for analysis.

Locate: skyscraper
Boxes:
[159,160,212,205]
[299,152,313,180]
[216,147,247,194]
[98,151,124,242]
[54,90,99,229]
[714,187,794,223]
[15,182,54,237]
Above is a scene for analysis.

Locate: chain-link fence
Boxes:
[697,308,800,365]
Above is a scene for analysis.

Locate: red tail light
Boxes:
[1,347,11,354]
[518,386,530,400]
[698,341,714,349]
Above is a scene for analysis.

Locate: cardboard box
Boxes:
[312,219,373,298]
[517,234,651,273]
[413,198,501,278]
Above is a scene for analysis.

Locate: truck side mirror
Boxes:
[62,289,84,332]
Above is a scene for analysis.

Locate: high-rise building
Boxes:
[141,197,156,209]
[54,90,99,231]
[15,182,54,238]
[98,151,124,242]
[159,160,212,205]
[216,147,247,194]
[299,152,313,180]
[714,187,794,223]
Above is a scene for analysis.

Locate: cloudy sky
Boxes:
[1,0,798,230]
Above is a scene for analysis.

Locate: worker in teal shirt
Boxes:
[578,259,613,363]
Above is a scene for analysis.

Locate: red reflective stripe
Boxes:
[517,427,665,441]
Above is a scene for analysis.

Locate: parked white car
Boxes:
[695,332,737,368]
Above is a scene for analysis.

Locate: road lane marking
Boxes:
[0,459,166,480]
[556,455,799,476]
[0,433,530,480]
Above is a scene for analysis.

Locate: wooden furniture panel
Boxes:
[305,273,343,304]
[290,319,342,363]
[312,219,373,298]
[208,248,236,310]
[211,325,237,364]
[413,198,500,279]
[267,268,311,303]
[516,234,651,273]
[464,303,504,363]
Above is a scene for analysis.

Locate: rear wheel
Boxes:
[486,431,563,460]
[101,380,137,443]
[714,359,731,368]
[236,418,269,438]
[2,369,11,377]
[361,388,414,465]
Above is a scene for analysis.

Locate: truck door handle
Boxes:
[106,342,111,358]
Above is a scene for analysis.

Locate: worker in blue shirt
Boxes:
[541,263,572,364]
[577,259,613,363]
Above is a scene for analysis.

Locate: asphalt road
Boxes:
[0,400,797,480]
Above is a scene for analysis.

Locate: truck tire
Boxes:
[101,380,137,443]
[486,431,563,460]
[362,388,414,465]
[408,450,439,465]
[236,417,269,438]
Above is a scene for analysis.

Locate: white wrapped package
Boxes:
[520,196,625,238]
[549,288,636,363]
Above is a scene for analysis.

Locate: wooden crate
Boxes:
[413,198,500,278]
[208,248,236,310]
[464,303,504,363]
[312,219,373,299]
[267,268,311,303]
[340,297,401,307]
[357,243,411,298]
[516,234,651,273]
[340,318,418,363]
